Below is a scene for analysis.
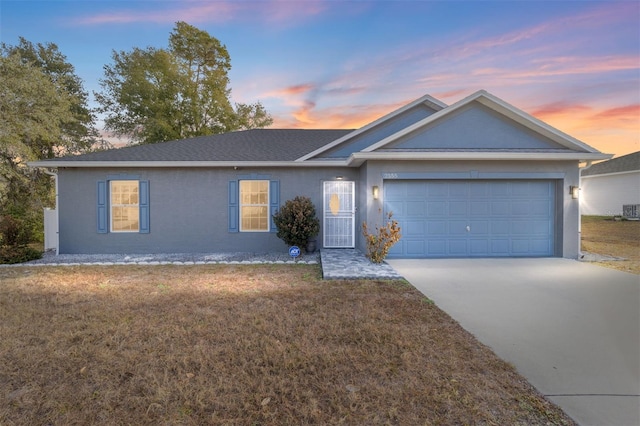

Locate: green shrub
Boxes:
[362,211,401,264]
[0,215,32,247]
[0,215,43,264]
[0,245,42,264]
[272,196,320,249]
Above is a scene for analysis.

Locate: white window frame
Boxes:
[110,180,140,233]
[239,180,270,232]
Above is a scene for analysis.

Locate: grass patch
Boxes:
[582,215,640,274]
[0,264,574,425]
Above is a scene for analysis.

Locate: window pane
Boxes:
[239,180,269,232]
[110,180,139,232]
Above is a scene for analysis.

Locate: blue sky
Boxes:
[1,0,638,157]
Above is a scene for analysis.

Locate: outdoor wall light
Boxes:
[372,185,380,200]
[335,176,344,180]
[570,185,580,200]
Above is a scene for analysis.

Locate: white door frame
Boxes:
[323,181,355,248]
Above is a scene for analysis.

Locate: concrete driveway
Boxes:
[387,258,640,426]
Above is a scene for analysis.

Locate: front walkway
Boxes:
[320,249,403,280]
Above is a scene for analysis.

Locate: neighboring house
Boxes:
[580,151,640,217]
[29,90,609,258]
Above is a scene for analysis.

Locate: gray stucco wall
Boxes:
[57,159,581,258]
[57,167,358,254]
[359,160,581,259]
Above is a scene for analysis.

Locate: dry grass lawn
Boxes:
[581,215,640,274]
[0,264,575,425]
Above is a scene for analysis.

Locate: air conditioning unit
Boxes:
[622,204,639,220]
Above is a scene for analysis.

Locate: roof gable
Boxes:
[379,102,568,151]
[299,94,446,160]
[362,90,601,154]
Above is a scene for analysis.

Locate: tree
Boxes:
[96,22,273,145]
[2,37,106,155]
[0,39,102,243]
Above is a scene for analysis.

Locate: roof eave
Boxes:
[347,151,612,166]
[27,160,351,168]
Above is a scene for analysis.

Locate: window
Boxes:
[239,180,269,231]
[110,180,140,232]
[97,179,149,234]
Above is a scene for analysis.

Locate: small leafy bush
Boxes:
[362,211,401,264]
[0,215,32,247]
[273,196,320,249]
[0,215,42,264]
[0,245,42,264]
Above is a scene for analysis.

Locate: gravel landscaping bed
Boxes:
[9,250,320,266]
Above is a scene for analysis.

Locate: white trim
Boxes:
[109,180,140,233]
[295,94,447,162]
[346,151,611,166]
[581,170,640,179]
[29,150,611,169]
[27,160,345,168]
[239,179,270,232]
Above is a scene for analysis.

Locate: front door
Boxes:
[323,181,355,248]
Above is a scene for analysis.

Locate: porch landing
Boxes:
[320,249,403,280]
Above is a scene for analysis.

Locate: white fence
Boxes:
[44,208,58,251]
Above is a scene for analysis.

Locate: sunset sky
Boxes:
[2,0,638,158]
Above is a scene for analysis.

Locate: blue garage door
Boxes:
[384,180,555,258]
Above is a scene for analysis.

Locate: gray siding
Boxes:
[58,167,358,254]
[385,104,571,151]
[320,104,438,158]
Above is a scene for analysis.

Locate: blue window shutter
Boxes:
[97,181,108,233]
[269,180,280,233]
[228,180,238,232]
[139,180,150,233]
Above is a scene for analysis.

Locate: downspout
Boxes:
[43,169,59,255]
[577,161,593,257]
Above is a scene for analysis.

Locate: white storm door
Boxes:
[323,181,355,248]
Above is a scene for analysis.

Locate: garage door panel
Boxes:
[449,240,468,255]
[449,182,468,196]
[512,239,530,253]
[384,180,555,258]
[428,201,446,216]
[427,221,447,235]
[491,221,510,235]
[428,182,448,196]
[511,201,531,215]
[470,201,490,215]
[406,240,426,256]
[531,200,551,215]
[449,201,468,216]
[491,182,510,196]
[491,239,510,254]
[470,220,489,232]
[404,220,425,236]
[470,239,489,254]
[406,201,426,216]
[491,201,510,215]
[450,221,468,235]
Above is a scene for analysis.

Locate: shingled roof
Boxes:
[43,129,353,163]
[582,151,640,177]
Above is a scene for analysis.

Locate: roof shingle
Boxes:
[581,151,640,176]
[47,129,353,163]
